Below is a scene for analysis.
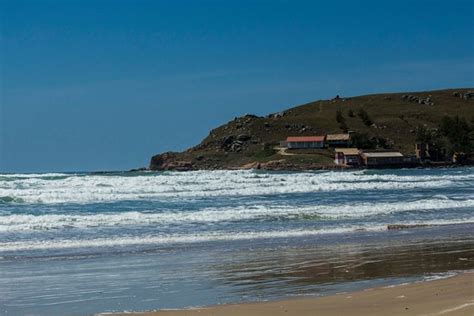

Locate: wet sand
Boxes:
[110,272,474,316]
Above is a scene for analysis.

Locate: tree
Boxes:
[336,110,348,132]
[350,133,377,149]
[415,126,434,144]
[357,108,373,126]
[336,110,344,123]
[438,116,473,154]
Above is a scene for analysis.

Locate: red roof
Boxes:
[287,136,325,142]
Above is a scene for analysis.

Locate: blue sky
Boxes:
[1,0,473,172]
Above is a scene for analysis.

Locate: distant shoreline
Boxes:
[104,271,474,316]
[130,162,474,172]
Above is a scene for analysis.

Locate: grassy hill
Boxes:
[149,88,474,170]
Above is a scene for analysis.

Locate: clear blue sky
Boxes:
[1,0,473,172]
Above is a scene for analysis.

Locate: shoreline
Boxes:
[104,271,474,316]
[131,162,474,173]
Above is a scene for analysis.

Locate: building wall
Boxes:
[335,153,360,166]
[288,141,324,149]
[344,155,360,165]
[327,140,350,148]
[364,156,404,166]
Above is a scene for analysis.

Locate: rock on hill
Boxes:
[149,88,474,171]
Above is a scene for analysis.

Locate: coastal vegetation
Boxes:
[416,115,474,159]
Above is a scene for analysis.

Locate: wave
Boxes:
[0,227,383,252]
[0,196,25,204]
[0,172,73,179]
[1,169,473,204]
[1,198,473,232]
[1,218,473,252]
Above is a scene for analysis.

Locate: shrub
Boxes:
[350,133,377,149]
[415,126,434,143]
[357,108,373,126]
[336,110,344,123]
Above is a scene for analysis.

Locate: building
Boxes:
[360,151,405,167]
[334,148,361,166]
[286,136,325,149]
[326,134,351,147]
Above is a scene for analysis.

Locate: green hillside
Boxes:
[150,88,474,170]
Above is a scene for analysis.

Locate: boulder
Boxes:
[222,135,235,146]
[236,134,251,141]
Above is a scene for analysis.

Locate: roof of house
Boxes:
[326,134,350,141]
[335,148,360,155]
[287,136,325,142]
[361,151,404,158]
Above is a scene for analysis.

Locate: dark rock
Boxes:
[222,135,235,145]
[244,114,259,119]
[129,167,147,172]
[463,91,474,100]
[149,152,177,170]
[237,134,251,141]
[387,224,431,230]
[149,152,194,171]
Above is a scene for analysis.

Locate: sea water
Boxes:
[1,168,473,315]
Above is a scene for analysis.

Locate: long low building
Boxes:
[360,151,405,167]
[286,136,325,149]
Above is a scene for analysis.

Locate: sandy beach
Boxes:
[109,272,474,316]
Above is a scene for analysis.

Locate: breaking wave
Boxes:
[1,169,473,204]
[2,218,473,252]
[1,198,473,232]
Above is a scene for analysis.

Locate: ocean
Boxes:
[1,168,473,315]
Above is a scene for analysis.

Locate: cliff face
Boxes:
[149,88,474,171]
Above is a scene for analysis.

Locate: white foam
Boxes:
[1,218,473,252]
[0,173,72,179]
[422,271,458,282]
[1,170,472,204]
[1,198,473,232]
[0,226,379,252]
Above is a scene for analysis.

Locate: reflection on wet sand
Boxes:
[212,235,474,297]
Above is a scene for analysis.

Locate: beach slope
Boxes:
[111,272,474,316]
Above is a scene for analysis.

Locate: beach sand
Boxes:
[109,272,474,316]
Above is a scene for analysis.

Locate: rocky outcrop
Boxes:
[149,152,194,171]
[452,91,474,100]
[401,94,434,106]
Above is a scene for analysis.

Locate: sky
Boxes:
[1,0,473,172]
